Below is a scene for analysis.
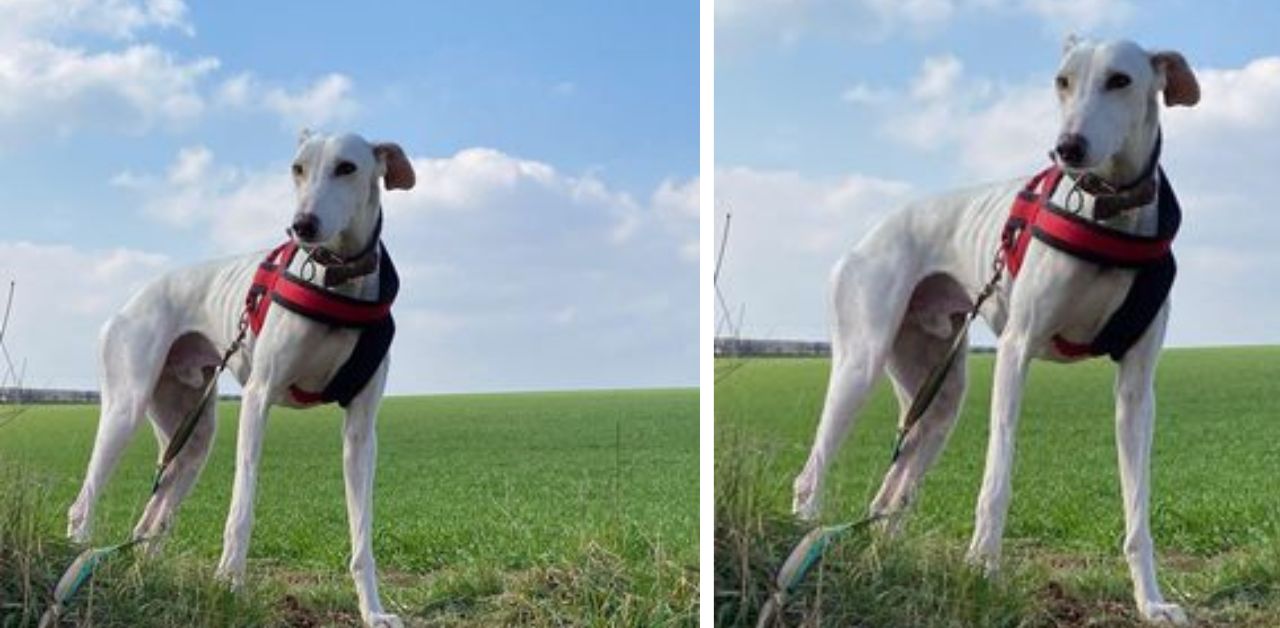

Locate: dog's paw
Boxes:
[213,564,245,590]
[364,612,403,628]
[66,508,92,544]
[791,478,821,522]
[1139,601,1187,625]
[66,522,91,544]
[869,510,905,539]
[963,548,999,577]
[792,497,820,522]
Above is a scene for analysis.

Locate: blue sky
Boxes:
[716,0,1280,348]
[0,1,697,393]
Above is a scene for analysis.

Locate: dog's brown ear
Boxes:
[1151,51,1200,107]
[374,142,415,191]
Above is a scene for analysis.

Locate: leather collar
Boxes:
[304,213,383,287]
[1064,132,1161,220]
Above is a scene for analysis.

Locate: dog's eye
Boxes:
[1055,75,1069,91]
[291,163,304,177]
[1105,73,1131,90]
[334,161,357,177]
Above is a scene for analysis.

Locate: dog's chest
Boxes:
[1042,257,1137,348]
[232,253,380,405]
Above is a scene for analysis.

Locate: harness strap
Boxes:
[1001,166,1181,361]
[247,241,399,407]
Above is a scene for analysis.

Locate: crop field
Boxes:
[716,346,1280,627]
[0,388,698,626]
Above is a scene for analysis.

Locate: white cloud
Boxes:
[0,0,360,141]
[216,72,359,128]
[651,177,701,262]
[910,54,964,100]
[714,167,914,338]
[1166,57,1280,135]
[854,54,1054,180]
[264,74,359,128]
[113,145,292,250]
[0,40,218,138]
[1020,0,1134,33]
[717,0,957,48]
[0,242,169,389]
[717,0,1134,51]
[0,0,193,44]
[840,83,893,105]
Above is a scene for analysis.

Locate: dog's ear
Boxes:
[1062,33,1081,55]
[374,142,415,191]
[1151,51,1200,107]
[298,128,314,146]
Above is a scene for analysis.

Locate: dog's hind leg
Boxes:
[67,315,169,543]
[792,249,920,521]
[867,276,971,526]
[131,335,220,541]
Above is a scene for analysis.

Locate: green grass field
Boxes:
[0,388,698,626]
[715,346,1280,627]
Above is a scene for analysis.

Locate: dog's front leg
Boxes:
[966,330,1033,571]
[1115,307,1185,624]
[215,381,271,587]
[342,361,401,628]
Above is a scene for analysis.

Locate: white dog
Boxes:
[66,131,414,627]
[791,38,1199,623]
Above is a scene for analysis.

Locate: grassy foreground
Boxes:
[715,346,1280,627]
[0,388,698,626]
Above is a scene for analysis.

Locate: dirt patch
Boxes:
[1039,581,1133,627]
[277,594,360,627]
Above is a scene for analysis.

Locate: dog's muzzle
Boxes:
[289,214,321,242]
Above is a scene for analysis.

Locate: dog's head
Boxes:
[1053,36,1199,172]
[289,130,415,247]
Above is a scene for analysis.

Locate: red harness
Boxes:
[1000,165,1180,360]
[246,241,398,405]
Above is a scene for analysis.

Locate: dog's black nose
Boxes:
[291,214,320,241]
[1055,133,1089,166]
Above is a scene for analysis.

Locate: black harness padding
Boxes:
[248,241,400,407]
[1087,174,1180,360]
[323,310,396,407]
[318,245,398,407]
[1003,166,1182,361]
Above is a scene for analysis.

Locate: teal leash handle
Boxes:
[755,516,882,628]
[38,536,151,628]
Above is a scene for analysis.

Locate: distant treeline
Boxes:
[715,337,995,357]
[0,388,98,404]
[0,388,242,405]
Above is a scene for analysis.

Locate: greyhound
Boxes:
[66,131,415,628]
[791,38,1199,623]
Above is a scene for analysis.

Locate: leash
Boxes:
[40,314,249,627]
[890,249,1005,463]
[756,249,1007,627]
